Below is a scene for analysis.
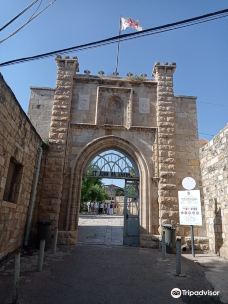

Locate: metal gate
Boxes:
[123,180,140,246]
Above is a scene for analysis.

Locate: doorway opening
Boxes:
[78,149,140,246]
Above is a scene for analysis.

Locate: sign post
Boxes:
[178,177,202,257]
[190,225,195,257]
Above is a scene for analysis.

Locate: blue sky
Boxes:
[1,0,228,141]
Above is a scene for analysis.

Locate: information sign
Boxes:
[178,190,202,226]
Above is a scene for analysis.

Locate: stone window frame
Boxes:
[3,157,23,204]
[95,86,133,129]
[105,95,124,125]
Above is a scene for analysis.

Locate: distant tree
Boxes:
[81,176,102,203]
[80,165,108,211]
[87,184,108,202]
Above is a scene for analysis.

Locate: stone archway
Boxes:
[30,57,206,250]
[66,135,152,246]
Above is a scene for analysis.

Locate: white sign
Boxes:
[139,98,150,114]
[182,177,196,190]
[78,94,90,110]
[178,190,202,226]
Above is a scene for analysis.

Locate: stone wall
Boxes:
[36,56,78,234]
[175,96,206,237]
[71,77,157,127]
[0,73,43,258]
[153,63,178,229]
[28,87,54,140]
[200,124,228,258]
[153,64,206,243]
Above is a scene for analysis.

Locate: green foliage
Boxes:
[126,74,147,82]
[80,165,108,211]
[81,176,102,203]
[87,184,108,202]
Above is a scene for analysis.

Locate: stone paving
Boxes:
[78,214,124,246]
[184,253,228,304]
[2,246,224,304]
[0,215,225,304]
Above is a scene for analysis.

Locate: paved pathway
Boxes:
[78,214,124,246]
[0,216,225,304]
[184,253,228,303]
[13,246,222,304]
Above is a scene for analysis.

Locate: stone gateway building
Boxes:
[27,56,205,247]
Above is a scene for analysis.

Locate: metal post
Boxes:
[159,236,162,251]
[12,251,20,303]
[115,18,122,74]
[176,238,181,275]
[190,225,195,257]
[37,239,45,272]
[53,228,58,254]
[14,251,20,286]
[162,230,166,259]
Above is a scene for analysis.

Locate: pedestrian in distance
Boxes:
[90,201,94,213]
[109,201,114,215]
[100,201,104,214]
[104,202,107,214]
[87,201,91,213]
[94,201,99,214]
[107,202,110,215]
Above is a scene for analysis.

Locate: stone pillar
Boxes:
[153,63,178,229]
[38,56,78,230]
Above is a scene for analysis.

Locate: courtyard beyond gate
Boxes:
[78,215,124,246]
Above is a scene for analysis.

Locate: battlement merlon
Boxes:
[55,55,79,74]
[152,62,176,78]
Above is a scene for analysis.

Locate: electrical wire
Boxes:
[0,0,43,44]
[0,8,228,67]
[0,0,40,32]
[0,0,57,45]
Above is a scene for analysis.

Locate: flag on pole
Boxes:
[120,17,142,31]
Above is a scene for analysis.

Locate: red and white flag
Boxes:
[120,17,142,31]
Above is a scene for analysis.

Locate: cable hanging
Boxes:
[0,0,57,45]
[0,8,228,67]
[0,0,40,32]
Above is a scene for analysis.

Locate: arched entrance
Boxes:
[68,135,151,246]
[82,149,140,246]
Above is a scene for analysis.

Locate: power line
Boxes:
[0,0,57,45]
[0,0,43,44]
[0,0,40,32]
[0,8,228,67]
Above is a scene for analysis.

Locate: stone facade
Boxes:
[200,124,228,258]
[28,56,204,247]
[153,64,177,228]
[28,87,54,140]
[0,73,43,258]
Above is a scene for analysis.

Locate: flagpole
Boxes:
[115,18,121,74]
